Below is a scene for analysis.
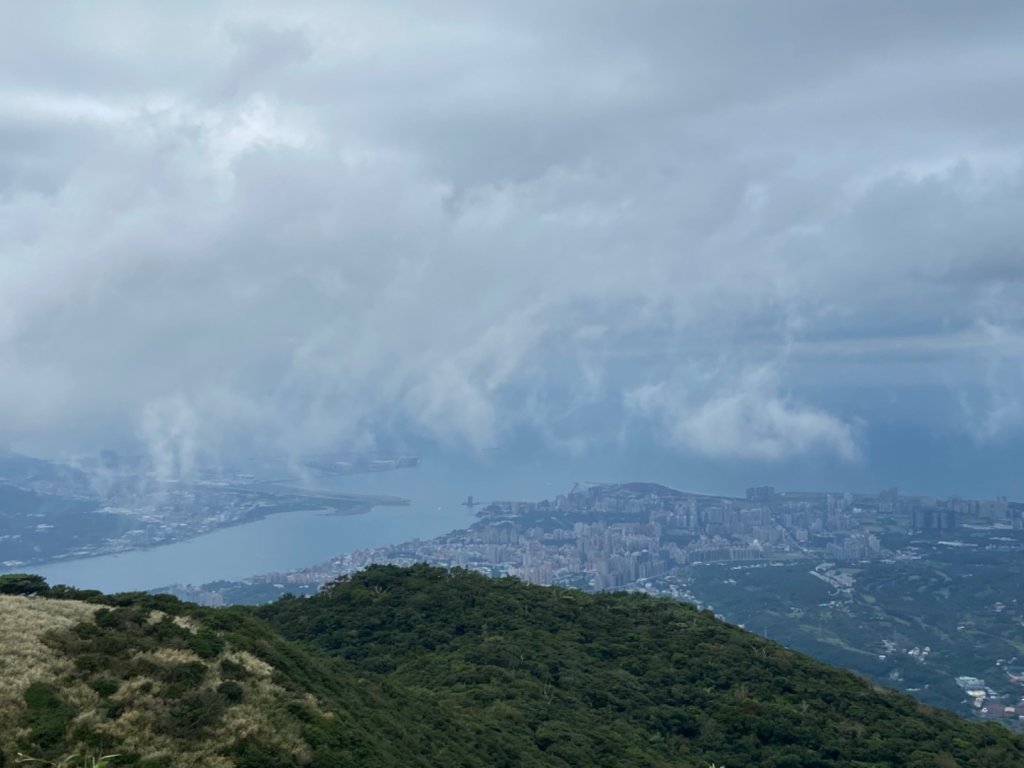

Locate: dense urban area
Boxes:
[172,481,1024,726]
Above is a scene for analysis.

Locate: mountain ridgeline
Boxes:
[2,566,1024,767]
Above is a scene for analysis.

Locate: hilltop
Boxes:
[2,566,1024,767]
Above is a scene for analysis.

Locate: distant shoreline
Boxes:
[0,489,411,575]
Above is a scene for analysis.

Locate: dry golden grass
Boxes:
[87,635,309,765]
[222,649,274,679]
[145,610,199,635]
[0,595,98,757]
[0,596,96,705]
[138,646,202,666]
[90,645,312,767]
[170,614,200,634]
[0,596,313,766]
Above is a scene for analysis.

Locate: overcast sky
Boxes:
[3,2,1024,488]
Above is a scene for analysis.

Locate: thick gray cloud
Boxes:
[2,1,1024,470]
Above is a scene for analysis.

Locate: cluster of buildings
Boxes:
[955,675,1024,722]
[245,481,1020,596]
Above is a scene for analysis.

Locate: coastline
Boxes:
[0,490,411,575]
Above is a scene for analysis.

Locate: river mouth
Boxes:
[22,502,474,593]
[7,451,625,594]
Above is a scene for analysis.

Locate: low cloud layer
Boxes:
[625,366,862,463]
[2,2,1024,471]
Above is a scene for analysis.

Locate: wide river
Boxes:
[20,453,626,593]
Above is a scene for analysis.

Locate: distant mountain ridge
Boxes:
[0,450,93,494]
[1,566,1023,767]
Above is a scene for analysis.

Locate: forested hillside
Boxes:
[2,566,1024,767]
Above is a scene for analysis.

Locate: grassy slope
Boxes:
[1,566,1023,767]
[0,595,98,737]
